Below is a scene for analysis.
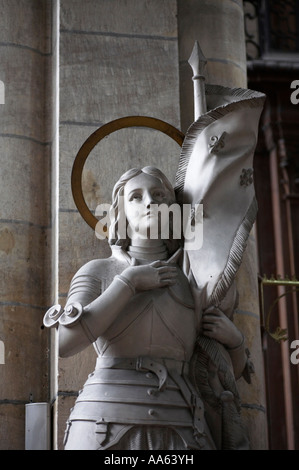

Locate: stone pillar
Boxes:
[0,0,53,450]
[178,0,247,133]
[177,0,268,450]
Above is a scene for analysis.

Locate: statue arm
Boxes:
[201,282,250,380]
[58,259,178,357]
[218,284,253,381]
[58,269,135,358]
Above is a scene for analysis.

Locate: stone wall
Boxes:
[0,0,53,450]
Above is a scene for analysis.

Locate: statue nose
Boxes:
[145,194,155,208]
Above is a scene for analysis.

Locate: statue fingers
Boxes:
[202,323,215,333]
[202,326,215,337]
[159,271,177,280]
[160,278,177,286]
[157,266,177,274]
[150,260,161,268]
[203,307,224,317]
[202,325,222,340]
[150,260,168,268]
[202,312,219,323]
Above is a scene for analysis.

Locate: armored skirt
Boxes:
[63,358,215,450]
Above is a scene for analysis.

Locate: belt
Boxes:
[75,355,212,445]
[95,356,206,437]
[96,356,187,391]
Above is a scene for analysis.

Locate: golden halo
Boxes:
[71,116,185,230]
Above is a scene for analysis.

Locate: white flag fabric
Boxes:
[175,85,266,309]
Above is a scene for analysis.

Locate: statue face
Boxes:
[123,172,170,240]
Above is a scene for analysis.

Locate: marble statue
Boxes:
[43,43,265,450]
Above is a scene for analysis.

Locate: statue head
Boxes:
[109,166,180,253]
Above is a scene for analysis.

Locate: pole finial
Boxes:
[188,40,207,78]
[188,41,207,120]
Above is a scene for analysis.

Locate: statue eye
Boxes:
[153,190,165,199]
[131,193,142,201]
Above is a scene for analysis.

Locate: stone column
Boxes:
[0,0,53,450]
[177,0,268,450]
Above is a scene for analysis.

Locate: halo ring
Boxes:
[71,116,185,230]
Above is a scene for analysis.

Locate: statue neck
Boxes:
[127,239,168,261]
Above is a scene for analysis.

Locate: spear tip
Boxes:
[188,40,207,77]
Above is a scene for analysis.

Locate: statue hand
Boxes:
[201,307,243,349]
[122,261,178,291]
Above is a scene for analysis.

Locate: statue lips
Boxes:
[143,209,157,220]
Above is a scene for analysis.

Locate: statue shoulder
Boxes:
[67,256,127,303]
[73,256,121,281]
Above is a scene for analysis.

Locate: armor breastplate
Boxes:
[94,268,197,361]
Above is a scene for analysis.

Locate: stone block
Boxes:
[205,61,247,89]
[0,47,48,142]
[0,403,25,450]
[0,137,51,227]
[0,222,51,306]
[0,304,48,402]
[59,33,180,125]
[178,0,246,69]
[241,406,268,450]
[60,0,178,38]
[235,233,268,449]
[58,211,109,296]
[0,0,51,54]
[177,0,247,131]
